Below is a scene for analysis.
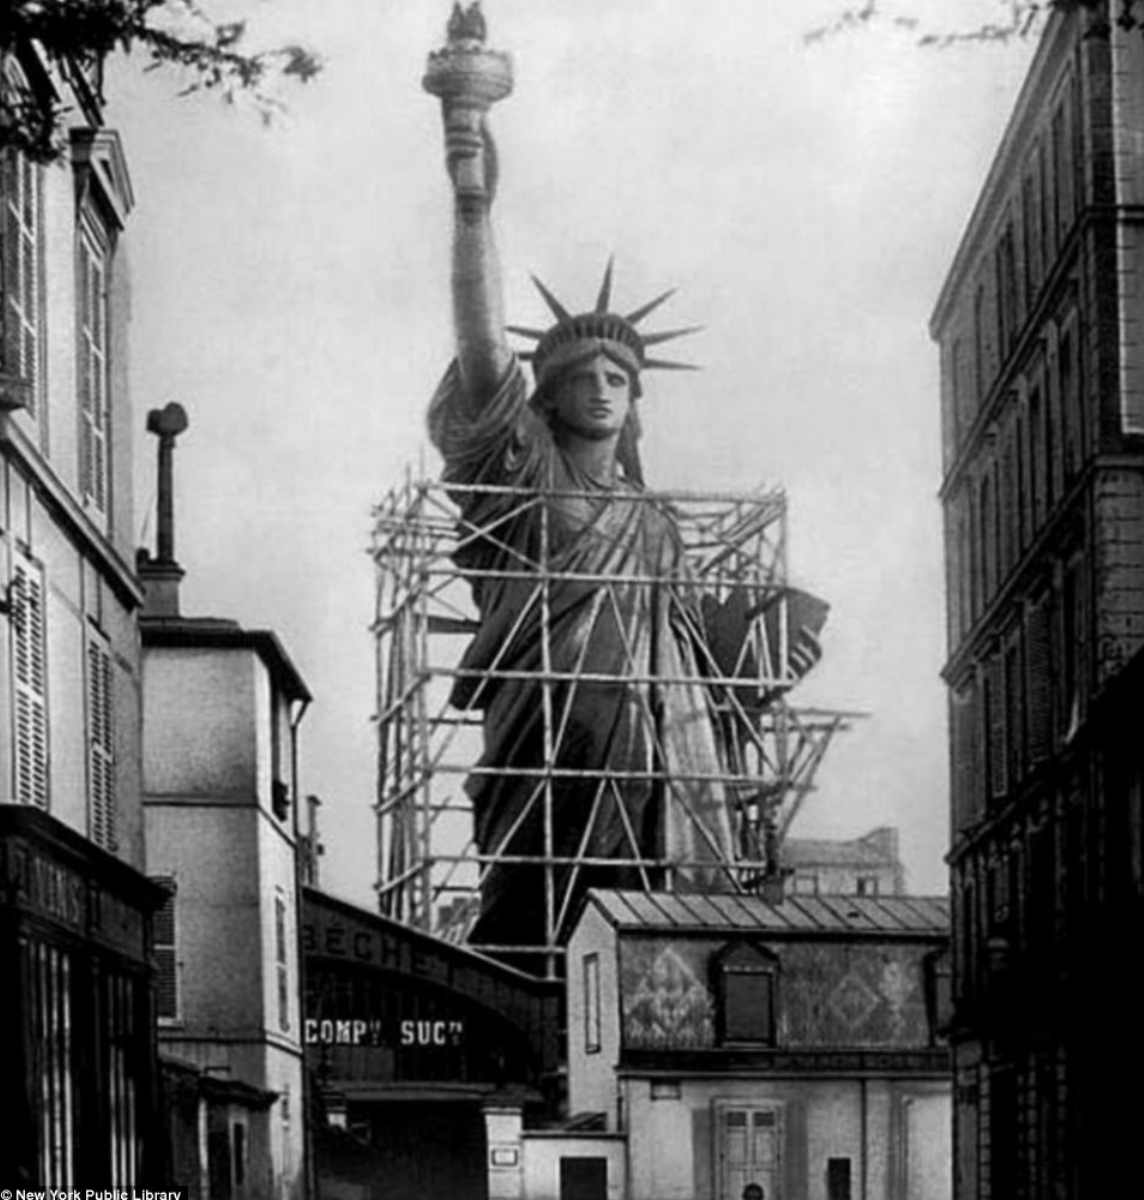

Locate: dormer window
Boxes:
[715,942,779,1046]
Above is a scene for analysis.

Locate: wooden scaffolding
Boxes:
[371,476,853,973]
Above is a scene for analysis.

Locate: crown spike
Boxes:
[506,325,547,341]
[595,257,616,314]
[643,357,700,372]
[640,325,703,347]
[626,288,677,325]
[531,275,572,322]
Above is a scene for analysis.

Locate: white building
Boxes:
[2,41,168,1186]
[549,889,953,1200]
[138,453,312,1200]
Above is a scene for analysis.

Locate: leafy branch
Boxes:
[804,1,1138,51]
[0,1,321,161]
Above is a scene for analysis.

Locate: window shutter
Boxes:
[152,880,178,1020]
[77,231,108,516]
[986,656,1008,802]
[2,149,42,413]
[87,634,115,850]
[12,554,49,808]
[1026,593,1053,763]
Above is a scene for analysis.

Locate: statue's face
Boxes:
[548,353,632,440]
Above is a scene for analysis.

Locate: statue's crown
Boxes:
[508,260,700,391]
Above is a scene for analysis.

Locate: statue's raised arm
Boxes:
[424,3,514,407]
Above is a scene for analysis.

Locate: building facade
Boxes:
[783,827,906,898]
[563,890,951,1200]
[930,3,1144,1196]
[1,42,166,1186]
[140,574,313,1200]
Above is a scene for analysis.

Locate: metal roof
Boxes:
[585,890,949,937]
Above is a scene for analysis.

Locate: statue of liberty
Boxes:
[422,5,827,957]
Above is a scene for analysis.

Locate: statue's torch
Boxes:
[423,3,514,203]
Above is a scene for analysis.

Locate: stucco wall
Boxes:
[624,1076,950,1200]
[521,1133,627,1200]
[143,647,260,797]
[567,902,623,1123]
[146,804,265,1031]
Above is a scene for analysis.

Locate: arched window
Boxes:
[714,942,779,1046]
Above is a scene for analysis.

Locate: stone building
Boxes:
[0,41,167,1186]
[784,827,906,898]
[929,2,1144,1195]
[559,890,950,1200]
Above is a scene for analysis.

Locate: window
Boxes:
[275,892,290,1032]
[77,221,110,519]
[1052,99,1073,242]
[1022,169,1042,307]
[973,284,988,405]
[1059,320,1084,474]
[790,873,819,896]
[1025,590,1054,765]
[856,876,880,897]
[232,1122,246,1189]
[1,147,43,418]
[1005,637,1024,788]
[985,654,1008,803]
[1028,385,1045,529]
[995,223,1018,359]
[26,938,76,1186]
[827,1157,853,1200]
[87,630,115,849]
[152,878,178,1021]
[978,472,995,609]
[583,952,601,1053]
[951,679,982,831]
[1061,557,1085,735]
[12,550,49,808]
[716,943,778,1045]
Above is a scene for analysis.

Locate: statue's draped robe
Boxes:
[429,360,735,949]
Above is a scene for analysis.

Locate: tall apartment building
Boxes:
[1,45,165,1185]
[930,4,1144,1196]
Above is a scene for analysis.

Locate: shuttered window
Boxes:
[985,655,1008,803]
[1,147,43,416]
[275,893,290,1032]
[12,551,49,807]
[152,879,178,1021]
[87,632,115,850]
[77,224,109,518]
[1025,591,1053,764]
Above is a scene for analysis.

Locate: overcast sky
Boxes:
[104,0,1036,904]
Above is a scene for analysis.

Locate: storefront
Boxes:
[0,805,166,1187]
[302,889,562,1200]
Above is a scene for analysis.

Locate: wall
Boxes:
[146,802,264,1035]
[567,901,623,1123]
[618,937,935,1051]
[521,1132,627,1200]
[143,646,259,798]
[624,1076,950,1200]
[1,117,144,869]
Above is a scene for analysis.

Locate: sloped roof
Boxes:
[584,889,948,937]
